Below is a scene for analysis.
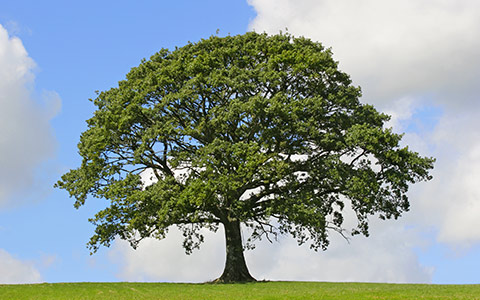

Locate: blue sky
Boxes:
[1,0,480,284]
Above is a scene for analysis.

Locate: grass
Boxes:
[1,281,480,300]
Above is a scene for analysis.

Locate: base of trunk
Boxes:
[213,268,256,283]
[214,219,256,283]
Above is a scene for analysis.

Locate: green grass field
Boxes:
[1,281,479,300]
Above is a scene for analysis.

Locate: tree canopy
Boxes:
[56,32,434,282]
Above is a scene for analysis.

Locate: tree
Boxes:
[55,32,434,283]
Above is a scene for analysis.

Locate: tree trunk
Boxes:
[214,219,256,283]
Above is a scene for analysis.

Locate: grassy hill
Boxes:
[1,281,480,300]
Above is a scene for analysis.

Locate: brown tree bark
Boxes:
[214,219,256,283]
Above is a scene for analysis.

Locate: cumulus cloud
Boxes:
[0,249,42,284]
[409,111,480,248]
[110,211,432,283]
[109,227,225,282]
[247,220,432,283]
[110,227,432,283]
[248,0,480,106]
[0,24,60,208]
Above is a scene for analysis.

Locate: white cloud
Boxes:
[409,111,480,248]
[248,0,480,106]
[247,221,432,283]
[109,227,225,282]
[0,24,60,208]
[0,249,42,284]
[110,216,432,283]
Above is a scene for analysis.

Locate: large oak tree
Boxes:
[56,32,434,282]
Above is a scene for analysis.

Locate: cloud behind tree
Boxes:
[0,25,60,208]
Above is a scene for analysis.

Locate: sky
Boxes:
[1,0,480,285]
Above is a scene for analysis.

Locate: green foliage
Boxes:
[55,32,434,254]
[2,282,480,300]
